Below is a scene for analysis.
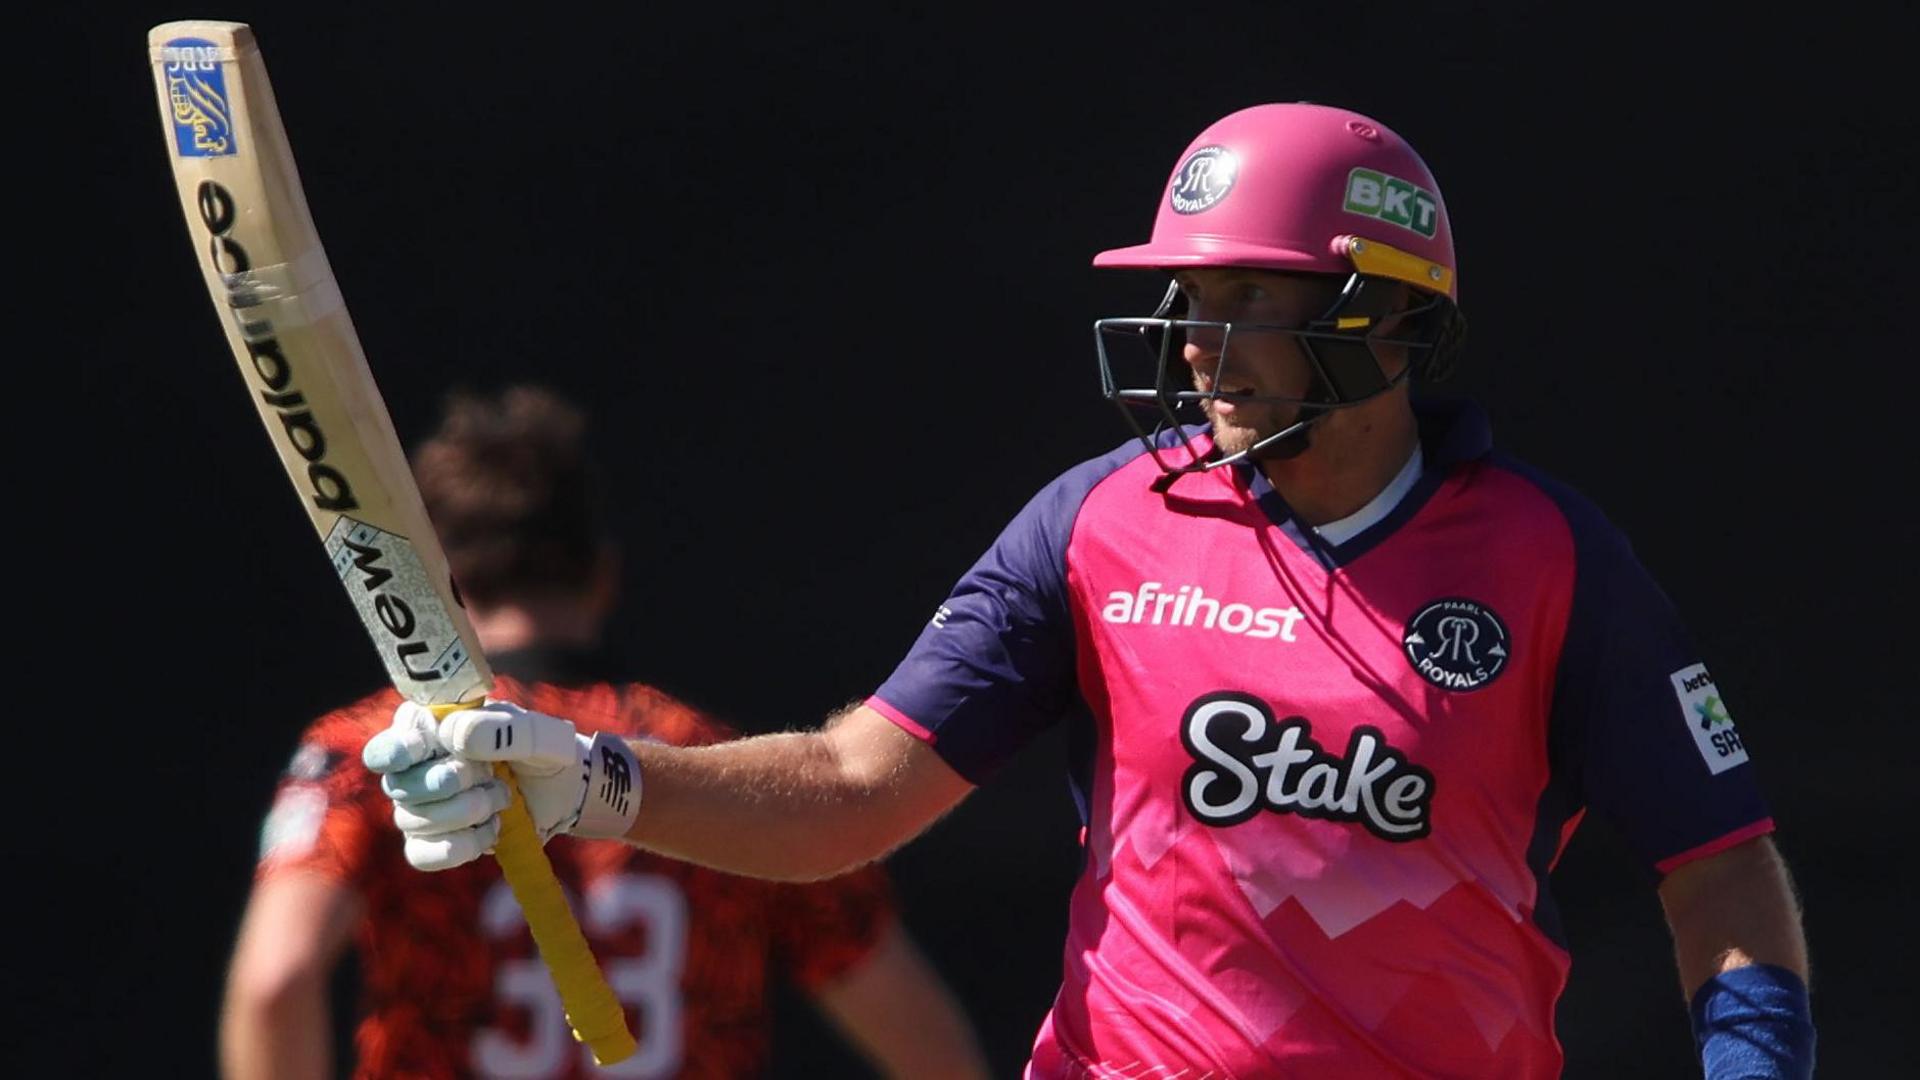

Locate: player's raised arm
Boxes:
[369,419,1096,882]
[627,704,974,879]
[365,699,974,881]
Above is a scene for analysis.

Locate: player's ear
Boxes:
[1360,283,1415,381]
[1370,283,1415,338]
[588,541,622,622]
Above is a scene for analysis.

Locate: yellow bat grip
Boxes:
[430,702,637,1065]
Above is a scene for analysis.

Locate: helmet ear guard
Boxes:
[1301,274,1401,402]
[1416,299,1467,382]
[1334,233,1466,383]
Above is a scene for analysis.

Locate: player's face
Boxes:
[1174,269,1340,457]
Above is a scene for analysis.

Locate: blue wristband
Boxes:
[1690,963,1815,1079]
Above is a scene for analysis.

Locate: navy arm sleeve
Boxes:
[871,440,1148,783]
[1518,462,1775,876]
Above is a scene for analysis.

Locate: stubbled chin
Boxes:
[1204,406,1279,456]
[1210,424,1258,456]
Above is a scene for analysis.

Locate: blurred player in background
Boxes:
[220,386,990,1079]
[367,107,1814,1078]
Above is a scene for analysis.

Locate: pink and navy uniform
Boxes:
[867,399,1773,1079]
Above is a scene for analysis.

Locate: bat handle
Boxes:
[430,702,638,1065]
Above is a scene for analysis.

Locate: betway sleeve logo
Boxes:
[1102,581,1304,642]
[1670,664,1749,774]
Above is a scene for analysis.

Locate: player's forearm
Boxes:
[219,875,361,1080]
[1659,837,1815,1077]
[1659,836,1809,994]
[623,711,969,881]
[813,921,993,1079]
[218,976,333,1080]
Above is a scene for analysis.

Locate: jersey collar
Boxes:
[1236,396,1492,569]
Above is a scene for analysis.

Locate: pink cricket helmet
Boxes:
[1094,103,1459,302]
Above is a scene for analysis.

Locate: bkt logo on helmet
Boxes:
[1344,167,1440,238]
[1168,145,1238,215]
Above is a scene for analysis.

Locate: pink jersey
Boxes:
[870,400,1772,1078]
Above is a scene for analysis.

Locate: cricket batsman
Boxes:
[366,104,1815,1078]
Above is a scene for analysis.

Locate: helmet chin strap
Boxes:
[1128,271,1428,491]
[1151,356,1413,492]
[1147,405,1323,493]
[1245,407,1326,461]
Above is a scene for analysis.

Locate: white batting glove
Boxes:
[362,700,642,872]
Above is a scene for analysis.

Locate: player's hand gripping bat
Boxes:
[147,21,637,1065]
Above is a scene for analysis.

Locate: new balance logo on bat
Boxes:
[325,518,467,685]
[196,179,357,513]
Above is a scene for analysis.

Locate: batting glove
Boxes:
[362,700,642,872]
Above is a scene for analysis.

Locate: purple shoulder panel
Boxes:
[871,434,1176,782]
[1496,455,1774,876]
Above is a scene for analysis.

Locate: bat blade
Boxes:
[148,21,636,1065]
[148,21,485,707]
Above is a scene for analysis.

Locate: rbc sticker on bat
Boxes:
[160,37,237,157]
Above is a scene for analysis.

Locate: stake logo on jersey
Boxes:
[1670,663,1749,774]
[1179,691,1434,840]
[1403,597,1510,691]
[1169,146,1238,214]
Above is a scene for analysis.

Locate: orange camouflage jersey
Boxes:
[255,649,894,1078]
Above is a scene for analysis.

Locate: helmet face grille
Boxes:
[1093,271,1452,480]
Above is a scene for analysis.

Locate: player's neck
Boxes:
[471,601,605,655]
[1259,404,1421,527]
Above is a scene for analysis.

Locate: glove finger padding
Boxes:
[392,780,510,836]
[381,755,493,805]
[439,702,580,776]
[404,818,499,872]
[362,701,450,774]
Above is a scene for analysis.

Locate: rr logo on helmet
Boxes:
[1169,146,1238,215]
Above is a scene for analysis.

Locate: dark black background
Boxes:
[32,3,1910,1076]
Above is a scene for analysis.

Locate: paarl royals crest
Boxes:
[1169,146,1238,214]
[1403,597,1510,691]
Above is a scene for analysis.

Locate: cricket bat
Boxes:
[147,21,636,1064]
